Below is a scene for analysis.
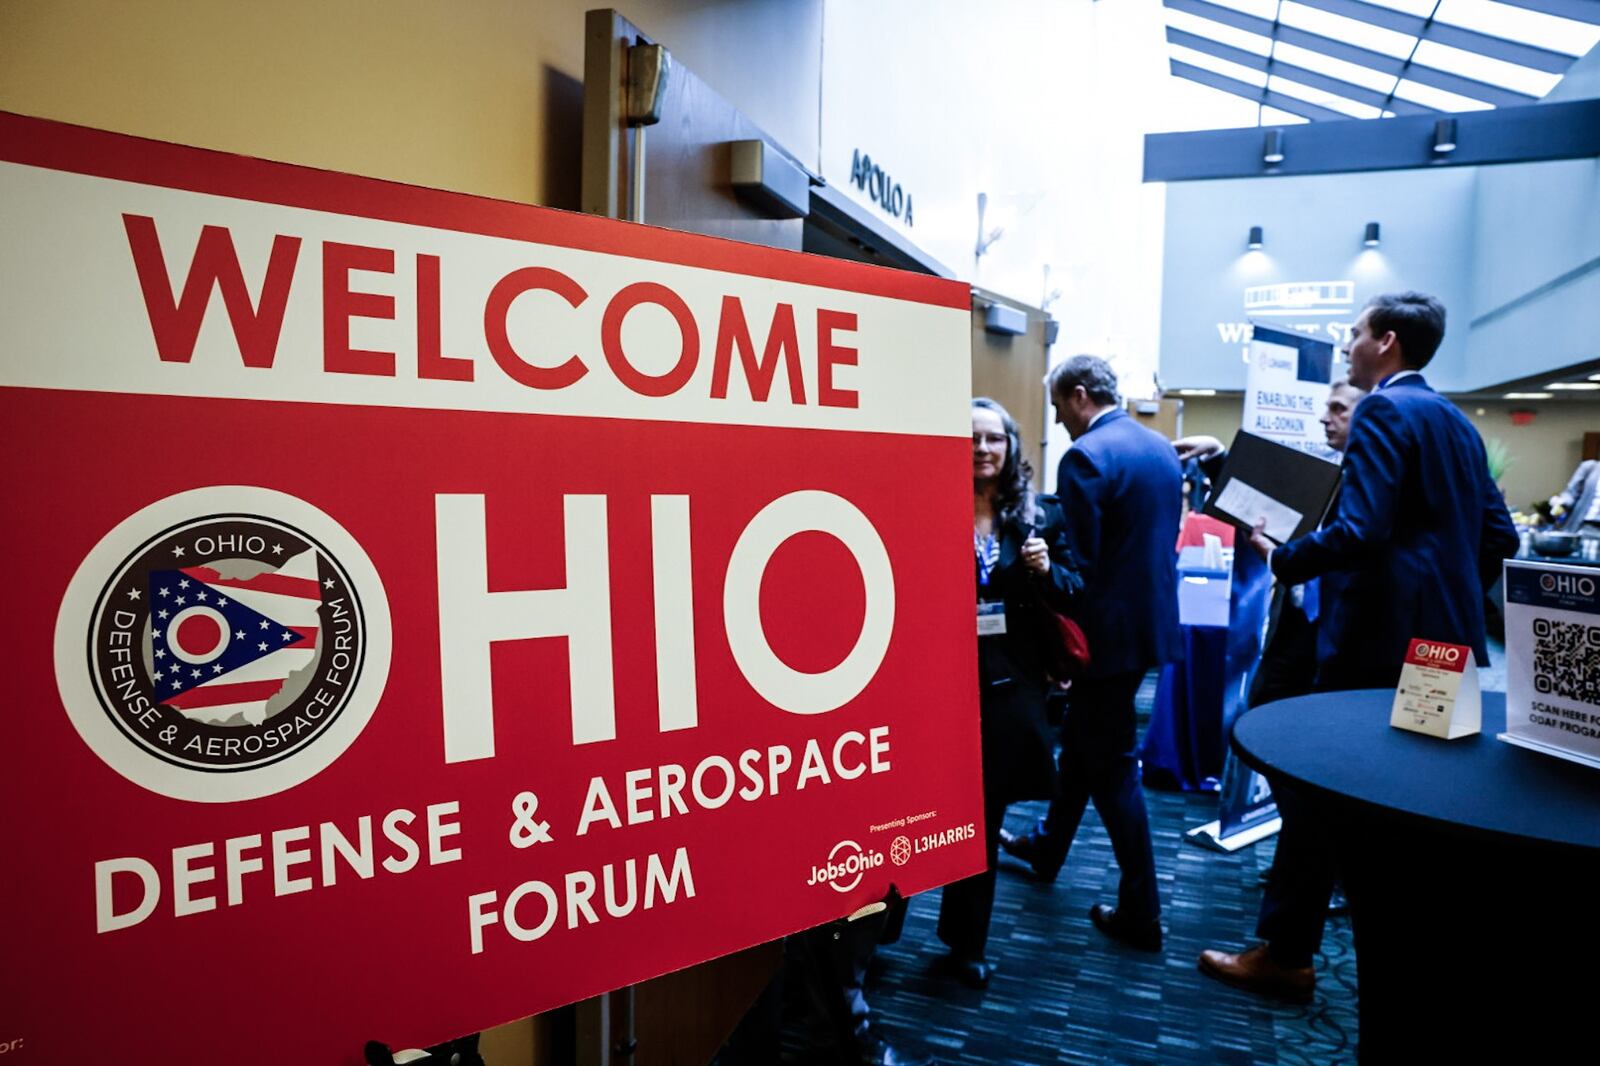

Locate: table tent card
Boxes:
[1390,638,1481,740]
[1501,560,1600,769]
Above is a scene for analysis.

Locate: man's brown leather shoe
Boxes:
[1197,944,1314,1003]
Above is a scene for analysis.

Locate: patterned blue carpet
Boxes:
[864,791,1358,1065]
[857,673,1362,1065]
[756,642,1518,1063]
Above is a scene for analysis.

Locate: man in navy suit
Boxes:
[1176,377,1367,707]
[1257,292,1514,692]
[1002,354,1181,952]
[1200,291,1518,999]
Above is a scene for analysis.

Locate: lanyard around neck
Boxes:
[975,528,1000,587]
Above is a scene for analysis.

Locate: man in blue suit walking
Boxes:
[1003,354,1181,952]
[1200,291,1518,999]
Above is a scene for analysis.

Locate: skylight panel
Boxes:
[1411,39,1563,95]
[1272,41,1404,91]
[1269,73,1385,117]
[1157,76,1265,132]
[1435,0,1600,56]
[1260,105,1313,124]
[1171,43,1271,86]
[1391,77,1497,109]
[1279,1,1419,56]
[1202,0,1285,21]
[1166,7,1276,54]
[1361,0,1440,16]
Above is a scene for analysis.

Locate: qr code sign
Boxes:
[1532,618,1600,706]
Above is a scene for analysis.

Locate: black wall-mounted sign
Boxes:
[849,149,913,227]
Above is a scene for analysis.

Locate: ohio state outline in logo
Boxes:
[56,487,392,803]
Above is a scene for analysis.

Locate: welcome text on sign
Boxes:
[122,214,861,408]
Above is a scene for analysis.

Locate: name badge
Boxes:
[977,601,1007,636]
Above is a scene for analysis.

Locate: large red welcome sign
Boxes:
[0,113,984,1063]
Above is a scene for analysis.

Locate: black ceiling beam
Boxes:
[1144,96,1600,181]
[1169,59,1349,122]
[1168,25,1437,114]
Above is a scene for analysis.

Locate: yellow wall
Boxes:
[1,1,582,203]
[1178,395,1248,454]
[1181,394,1600,512]
[1,0,821,209]
[1465,401,1598,513]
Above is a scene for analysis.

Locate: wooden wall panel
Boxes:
[577,11,800,1065]
[633,942,784,1066]
[582,8,802,250]
[971,300,1050,488]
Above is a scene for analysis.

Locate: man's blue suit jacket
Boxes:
[1055,408,1183,678]
[1272,374,1518,689]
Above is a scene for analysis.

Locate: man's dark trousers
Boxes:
[1253,780,1338,968]
[1036,669,1160,922]
[1247,373,1517,972]
[1247,594,1317,708]
[1251,660,1403,968]
[1033,407,1180,923]
[1249,669,1434,968]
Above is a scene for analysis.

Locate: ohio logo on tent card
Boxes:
[0,111,982,1064]
[1390,638,1481,740]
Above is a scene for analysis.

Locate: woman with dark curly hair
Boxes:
[934,397,1083,988]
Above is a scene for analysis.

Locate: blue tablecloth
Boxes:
[1139,549,1272,791]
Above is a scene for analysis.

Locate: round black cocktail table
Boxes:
[1233,691,1600,1060]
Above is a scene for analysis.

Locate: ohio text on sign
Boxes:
[0,112,983,1064]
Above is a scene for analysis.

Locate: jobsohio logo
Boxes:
[55,487,392,803]
[806,839,885,893]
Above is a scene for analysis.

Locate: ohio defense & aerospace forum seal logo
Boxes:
[55,487,392,802]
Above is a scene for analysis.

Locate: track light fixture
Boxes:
[1263,129,1285,165]
[1433,118,1457,154]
